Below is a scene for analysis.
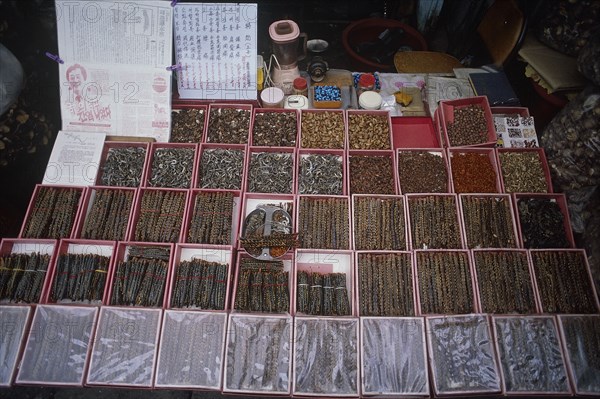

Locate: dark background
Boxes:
[0,0,551,241]
[0,1,567,398]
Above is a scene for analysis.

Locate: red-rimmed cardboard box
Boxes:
[347,150,399,195]
[170,103,209,143]
[425,314,503,397]
[239,193,296,252]
[354,250,416,317]
[230,250,294,314]
[94,141,150,187]
[223,313,293,395]
[491,106,530,118]
[439,96,497,148]
[413,249,478,316]
[391,116,440,149]
[106,242,175,309]
[16,304,98,387]
[528,249,600,314]
[557,314,600,396]
[143,142,198,189]
[297,148,347,196]
[292,316,360,397]
[128,187,189,243]
[171,96,259,109]
[471,248,541,315]
[359,316,429,397]
[195,142,247,190]
[396,148,451,194]
[447,147,503,193]
[19,184,85,240]
[491,315,572,396]
[244,146,297,195]
[73,186,137,241]
[250,108,299,147]
[346,109,393,151]
[458,193,519,249]
[42,239,117,306]
[205,103,253,144]
[513,193,575,249]
[294,249,355,317]
[182,188,242,247]
[405,193,465,250]
[86,306,163,388]
[296,195,352,251]
[433,108,445,147]
[351,195,409,251]
[497,147,553,194]
[166,244,233,311]
[0,305,33,387]
[299,108,346,150]
[0,238,58,305]
[154,309,227,390]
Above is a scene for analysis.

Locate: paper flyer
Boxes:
[55,0,173,140]
[173,3,258,101]
[43,130,106,186]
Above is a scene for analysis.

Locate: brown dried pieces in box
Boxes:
[349,155,395,194]
[451,152,497,193]
[446,104,489,146]
[252,111,297,146]
[298,197,349,249]
[207,107,250,144]
[171,108,205,143]
[296,270,350,316]
[354,196,406,250]
[348,113,390,150]
[499,151,549,193]
[301,111,344,149]
[358,252,414,316]
[397,151,448,193]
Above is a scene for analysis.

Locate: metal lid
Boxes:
[269,20,300,43]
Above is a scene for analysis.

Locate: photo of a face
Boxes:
[66,64,87,98]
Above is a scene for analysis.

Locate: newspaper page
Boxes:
[55,0,172,140]
[55,0,172,67]
[173,3,258,101]
[59,62,171,141]
[43,130,106,186]
[426,76,474,116]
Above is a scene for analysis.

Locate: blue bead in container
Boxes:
[314,85,341,102]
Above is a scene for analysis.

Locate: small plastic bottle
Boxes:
[260,87,285,108]
[284,95,309,109]
[357,73,376,97]
[293,77,308,97]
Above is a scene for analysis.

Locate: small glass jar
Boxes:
[357,73,376,97]
[293,77,308,97]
